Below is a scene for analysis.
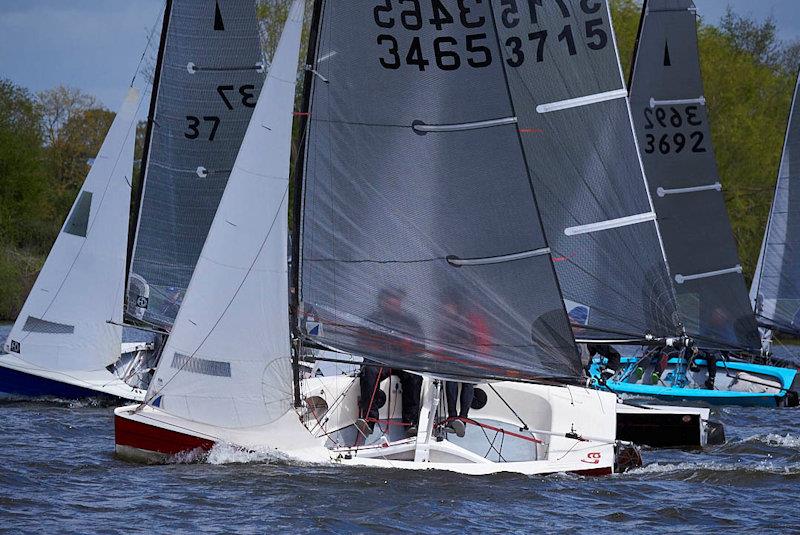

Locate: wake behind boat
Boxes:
[0,89,153,402]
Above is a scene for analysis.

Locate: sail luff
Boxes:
[125,0,172,301]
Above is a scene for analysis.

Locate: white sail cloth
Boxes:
[146,0,306,431]
[3,88,139,372]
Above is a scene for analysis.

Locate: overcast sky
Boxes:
[1,0,799,109]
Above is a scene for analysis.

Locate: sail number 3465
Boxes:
[374,0,609,71]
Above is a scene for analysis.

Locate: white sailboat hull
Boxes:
[114,379,628,476]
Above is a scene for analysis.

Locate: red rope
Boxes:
[438,416,543,444]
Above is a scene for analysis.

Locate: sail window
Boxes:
[649,97,705,108]
[536,89,627,114]
[564,212,656,236]
[22,316,75,334]
[657,182,721,197]
[446,248,550,267]
[675,265,742,284]
[64,191,92,237]
[171,353,231,377]
[412,117,517,134]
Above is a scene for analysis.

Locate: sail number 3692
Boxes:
[374,0,609,71]
[642,106,707,155]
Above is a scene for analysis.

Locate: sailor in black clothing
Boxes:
[355,288,424,439]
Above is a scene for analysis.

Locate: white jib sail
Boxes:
[144,1,313,446]
[3,88,140,372]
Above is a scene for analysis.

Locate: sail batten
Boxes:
[297,0,582,382]
[126,0,265,329]
[494,0,680,341]
[629,0,761,350]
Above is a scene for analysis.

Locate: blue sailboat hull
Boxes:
[0,364,115,401]
[594,358,799,408]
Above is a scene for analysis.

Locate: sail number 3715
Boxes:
[374,0,609,71]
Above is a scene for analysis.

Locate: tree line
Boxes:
[0,0,798,320]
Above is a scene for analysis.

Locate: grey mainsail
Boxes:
[126,0,265,329]
[494,0,679,341]
[751,69,800,336]
[629,0,760,350]
[297,0,581,382]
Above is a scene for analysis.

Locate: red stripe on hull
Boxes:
[115,414,215,456]
[575,466,614,477]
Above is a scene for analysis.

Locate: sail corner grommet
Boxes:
[196,166,208,178]
[186,62,197,74]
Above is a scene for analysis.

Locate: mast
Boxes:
[126,0,172,293]
[290,0,324,408]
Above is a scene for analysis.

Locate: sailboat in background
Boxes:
[0,89,151,400]
[751,69,800,366]
[600,0,798,406]
[114,0,642,475]
[125,0,266,333]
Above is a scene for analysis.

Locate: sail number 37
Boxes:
[374,0,609,71]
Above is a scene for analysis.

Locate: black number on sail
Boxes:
[557,25,577,56]
[506,36,525,67]
[457,0,486,28]
[429,0,454,30]
[690,131,706,152]
[529,30,548,62]
[184,116,221,141]
[434,37,461,70]
[377,34,401,69]
[399,0,422,30]
[466,34,492,67]
[501,0,520,28]
[217,85,257,110]
[580,0,601,14]
[686,105,702,126]
[527,0,543,24]
[406,37,430,71]
[585,19,607,50]
[374,0,395,28]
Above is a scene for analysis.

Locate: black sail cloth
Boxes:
[752,70,800,337]
[629,0,761,351]
[298,0,582,382]
[127,0,265,329]
[493,0,680,342]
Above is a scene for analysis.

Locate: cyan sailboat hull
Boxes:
[597,358,799,408]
